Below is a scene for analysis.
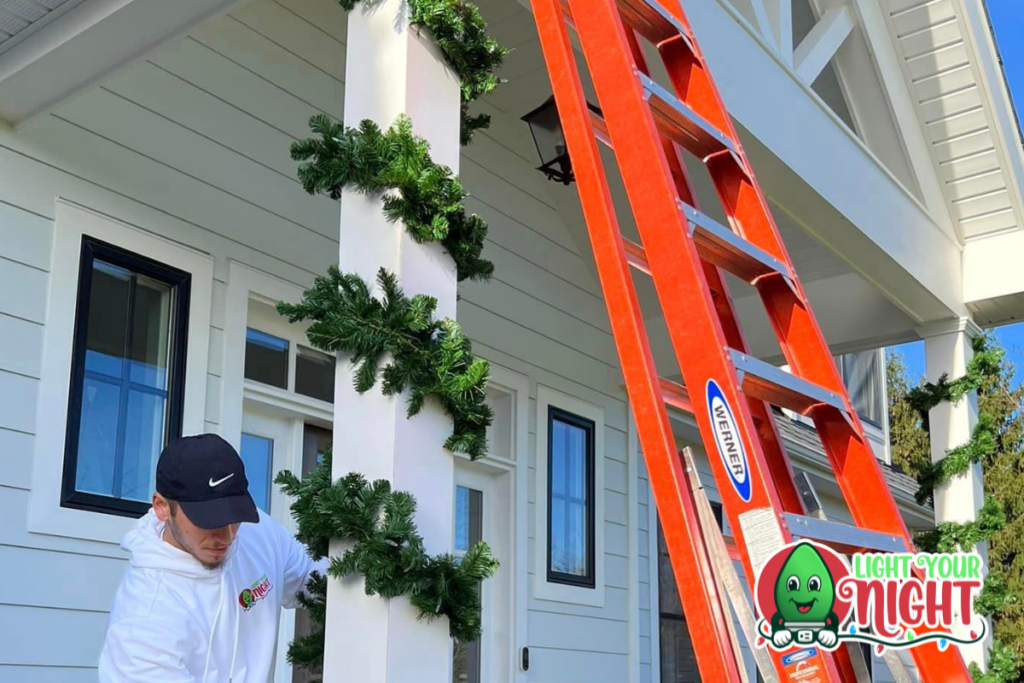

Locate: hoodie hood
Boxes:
[122,509,223,580]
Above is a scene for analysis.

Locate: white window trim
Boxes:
[28,200,213,544]
[534,384,605,607]
[221,260,312,451]
[483,364,530,683]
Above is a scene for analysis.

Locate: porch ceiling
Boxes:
[878,0,1024,242]
[472,0,939,356]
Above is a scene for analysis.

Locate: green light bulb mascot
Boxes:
[769,542,840,649]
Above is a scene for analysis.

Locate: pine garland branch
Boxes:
[915,495,1006,553]
[335,0,508,144]
[908,335,1004,503]
[275,448,500,678]
[291,116,493,281]
[278,267,494,460]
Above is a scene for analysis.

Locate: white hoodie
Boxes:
[99,509,326,682]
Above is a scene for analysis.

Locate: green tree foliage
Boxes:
[888,340,1024,679]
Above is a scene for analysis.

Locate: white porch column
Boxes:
[324,3,461,683]
[919,317,990,670]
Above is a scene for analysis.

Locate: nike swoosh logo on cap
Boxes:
[209,473,235,487]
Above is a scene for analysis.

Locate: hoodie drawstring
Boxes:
[228,597,241,682]
[202,569,227,683]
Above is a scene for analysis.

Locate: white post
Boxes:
[324,2,461,682]
[919,317,991,671]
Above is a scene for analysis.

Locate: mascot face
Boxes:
[773,542,836,622]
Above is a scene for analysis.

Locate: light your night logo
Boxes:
[754,541,988,655]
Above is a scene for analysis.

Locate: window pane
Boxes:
[245,328,289,389]
[84,261,131,379]
[548,411,592,583]
[455,486,470,552]
[70,249,179,509]
[454,486,483,553]
[240,433,274,513]
[452,485,484,683]
[120,390,166,502]
[75,377,122,496]
[296,345,334,403]
[129,275,172,389]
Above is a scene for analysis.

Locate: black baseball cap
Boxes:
[156,434,260,529]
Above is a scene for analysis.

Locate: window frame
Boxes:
[59,235,191,518]
[545,405,597,589]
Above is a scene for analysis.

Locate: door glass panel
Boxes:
[293,424,333,683]
[239,433,273,513]
[244,328,289,389]
[453,484,483,683]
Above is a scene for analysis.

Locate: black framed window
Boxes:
[547,406,596,588]
[61,236,190,517]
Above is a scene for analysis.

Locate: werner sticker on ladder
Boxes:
[706,379,751,502]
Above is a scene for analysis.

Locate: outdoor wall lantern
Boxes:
[522,95,602,185]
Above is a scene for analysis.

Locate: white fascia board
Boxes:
[0,0,245,127]
[963,230,1024,303]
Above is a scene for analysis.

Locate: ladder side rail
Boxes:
[529,1,746,678]
[560,2,845,681]
[652,2,975,677]
[622,27,807,520]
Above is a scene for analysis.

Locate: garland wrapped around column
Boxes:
[906,335,1018,680]
[275,1,508,678]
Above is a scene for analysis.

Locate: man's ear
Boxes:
[153,492,172,523]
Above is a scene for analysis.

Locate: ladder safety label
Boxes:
[738,508,787,575]
[706,379,751,501]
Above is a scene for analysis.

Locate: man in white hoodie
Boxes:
[99,433,327,682]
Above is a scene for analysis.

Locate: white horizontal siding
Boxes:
[0,0,652,680]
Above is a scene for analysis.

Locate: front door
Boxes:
[453,464,514,683]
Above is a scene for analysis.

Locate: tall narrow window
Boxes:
[62,236,190,517]
[547,406,596,587]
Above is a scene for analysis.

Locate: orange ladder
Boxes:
[527,0,974,680]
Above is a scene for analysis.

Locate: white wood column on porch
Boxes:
[324,3,462,682]
[920,317,991,671]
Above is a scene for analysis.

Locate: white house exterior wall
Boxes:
[0,0,941,682]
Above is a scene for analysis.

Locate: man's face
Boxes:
[153,493,240,570]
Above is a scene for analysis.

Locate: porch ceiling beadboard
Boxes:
[879,0,1024,241]
[0,0,86,55]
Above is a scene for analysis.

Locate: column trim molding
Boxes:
[915,317,984,341]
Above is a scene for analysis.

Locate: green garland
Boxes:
[292,115,493,282]
[276,448,500,677]
[908,336,1003,505]
[278,267,493,460]
[906,334,1019,679]
[336,0,508,144]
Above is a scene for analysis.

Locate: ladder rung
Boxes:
[623,237,651,275]
[616,0,694,50]
[638,72,737,159]
[681,202,796,287]
[782,513,908,554]
[728,349,848,416]
[660,377,693,414]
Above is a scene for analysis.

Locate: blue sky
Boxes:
[889,1,1024,385]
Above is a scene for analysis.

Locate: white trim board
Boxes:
[533,384,607,608]
[28,199,214,544]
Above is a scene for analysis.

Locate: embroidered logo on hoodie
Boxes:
[239,574,273,611]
